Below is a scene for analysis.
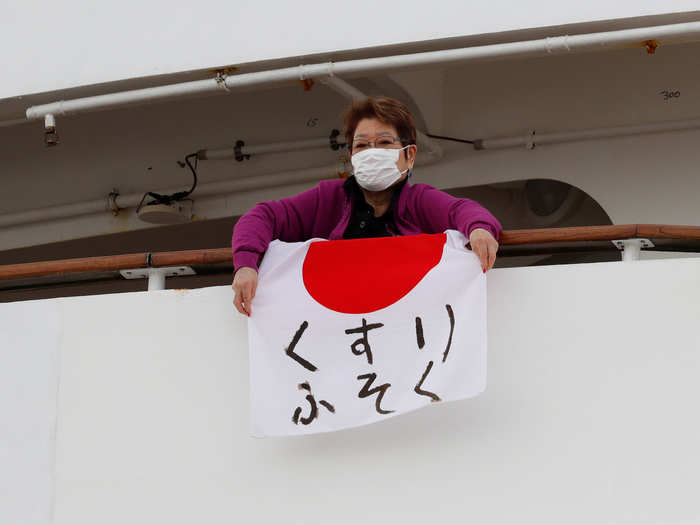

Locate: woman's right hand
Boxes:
[232,267,258,316]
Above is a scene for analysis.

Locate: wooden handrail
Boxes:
[635,224,700,239]
[150,248,231,267]
[0,248,231,281]
[498,224,638,245]
[2,224,700,281]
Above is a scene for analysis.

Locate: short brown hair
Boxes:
[343,97,416,153]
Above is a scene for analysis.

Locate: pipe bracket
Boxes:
[329,129,344,150]
[44,114,59,147]
[108,189,121,216]
[525,130,536,150]
[215,72,231,92]
[234,140,251,162]
[298,64,316,91]
[643,40,659,54]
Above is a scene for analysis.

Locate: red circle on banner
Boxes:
[302,233,446,314]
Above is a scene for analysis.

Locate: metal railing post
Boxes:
[612,238,654,261]
[120,266,195,291]
[147,269,167,291]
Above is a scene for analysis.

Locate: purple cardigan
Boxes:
[232,179,502,271]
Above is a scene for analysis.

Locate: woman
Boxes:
[232,97,501,316]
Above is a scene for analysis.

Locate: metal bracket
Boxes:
[612,238,654,261]
[120,266,195,291]
[525,130,536,150]
[44,114,59,147]
[108,189,121,216]
[643,40,659,54]
[234,140,251,162]
[298,64,315,91]
[329,129,344,150]
[215,71,231,92]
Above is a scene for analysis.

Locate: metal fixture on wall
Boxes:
[134,153,199,224]
[44,114,58,146]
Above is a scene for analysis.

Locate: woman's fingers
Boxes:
[231,282,242,314]
[236,283,252,316]
[487,241,498,271]
[231,267,259,317]
[469,228,499,273]
[468,233,489,272]
[240,282,253,316]
[232,282,249,316]
[250,278,258,306]
[474,241,489,272]
[233,290,247,315]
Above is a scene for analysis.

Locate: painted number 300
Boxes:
[659,90,680,100]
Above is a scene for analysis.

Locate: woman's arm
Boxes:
[231,184,322,272]
[231,183,326,316]
[413,184,502,271]
[413,184,502,239]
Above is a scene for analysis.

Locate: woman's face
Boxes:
[352,118,417,178]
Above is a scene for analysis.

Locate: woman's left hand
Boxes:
[469,228,499,273]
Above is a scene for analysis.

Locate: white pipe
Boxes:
[0,116,31,128]
[0,165,344,229]
[184,165,343,197]
[25,78,225,120]
[320,76,367,100]
[476,117,700,150]
[199,137,337,160]
[21,21,700,123]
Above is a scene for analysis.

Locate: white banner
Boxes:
[248,230,487,436]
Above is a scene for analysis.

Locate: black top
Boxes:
[342,176,407,239]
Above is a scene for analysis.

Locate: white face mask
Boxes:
[351,146,410,192]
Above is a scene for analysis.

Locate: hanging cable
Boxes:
[425,133,475,145]
[136,153,198,213]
